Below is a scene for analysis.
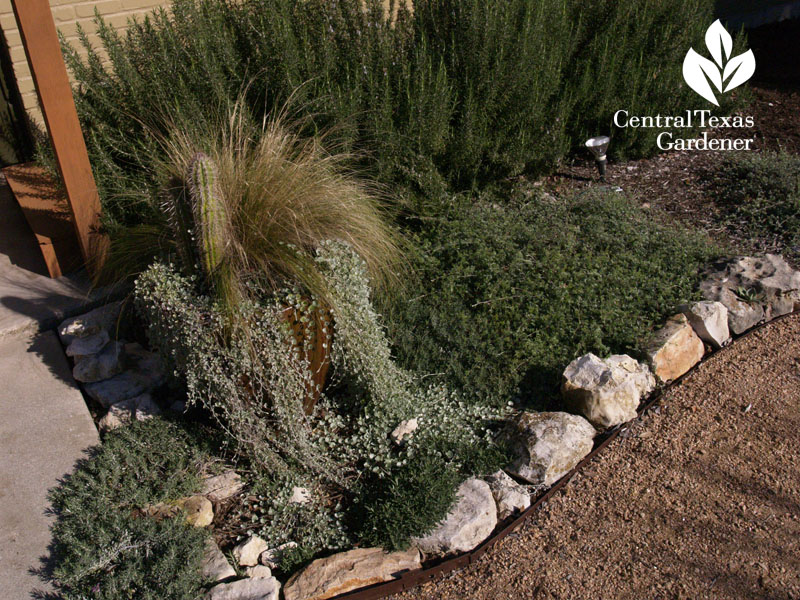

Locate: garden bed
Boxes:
[51,245,800,600]
[36,2,800,599]
[49,206,800,600]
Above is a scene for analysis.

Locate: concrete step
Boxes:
[0,182,116,339]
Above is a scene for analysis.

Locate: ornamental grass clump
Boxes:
[101,98,403,314]
[124,98,404,486]
[127,102,507,558]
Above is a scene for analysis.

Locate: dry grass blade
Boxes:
[164,97,403,305]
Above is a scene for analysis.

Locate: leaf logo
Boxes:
[683,20,755,106]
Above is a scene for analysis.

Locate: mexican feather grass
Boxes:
[98,95,404,314]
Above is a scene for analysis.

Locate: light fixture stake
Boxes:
[585,136,610,180]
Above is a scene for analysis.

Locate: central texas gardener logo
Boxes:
[683,20,756,106]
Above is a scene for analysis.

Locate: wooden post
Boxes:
[10,0,103,274]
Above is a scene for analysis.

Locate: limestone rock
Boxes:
[143,494,212,527]
[701,278,764,334]
[98,398,136,433]
[289,486,311,505]
[245,565,272,579]
[701,255,800,333]
[680,301,730,349]
[83,352,166,408]
[176,495,214,527]
[97,394,160,433]
[233,535,269,567]
[142,502,180,520]
[57,301,122,345]
[561,353,654,429]
[284,547,420,600]
[260,542,298,569]
[412,478,496,557]
[202,539,236,582]
[205,576,280,600]
[170,400,187,413]
[65,330,110,359]
[721,286,763,334]
[133,394,161,421]
[390,418,418,444]
[505,411,596,486]
[85,372,149,408]
[644,314,705,382]
[755,254,800,315]
[485,470,531,520]
[203,471,245,503]
[124,342,166,386]
[73,341,125,383]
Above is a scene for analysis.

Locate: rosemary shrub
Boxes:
[48,419,209,600]
[61,0,740,226]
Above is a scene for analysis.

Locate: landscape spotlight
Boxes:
[585,136,610,179]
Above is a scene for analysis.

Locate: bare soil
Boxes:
[397,314,800,600]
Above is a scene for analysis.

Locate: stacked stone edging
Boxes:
[56,301,174,433]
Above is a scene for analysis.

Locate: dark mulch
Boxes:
[748,85,800,154]
[537,84,800,264]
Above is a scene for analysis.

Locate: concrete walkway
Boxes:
[0,182,100,599]
[0,331,99,599]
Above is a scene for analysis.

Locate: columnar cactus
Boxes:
[188,152,226,282]
[161,176,197,276]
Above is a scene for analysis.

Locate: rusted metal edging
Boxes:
[328,311,793,600]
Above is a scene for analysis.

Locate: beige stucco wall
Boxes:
[0,0,170,124]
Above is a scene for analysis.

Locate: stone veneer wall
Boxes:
[0,0,170,125]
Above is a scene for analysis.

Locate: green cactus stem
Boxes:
[161,175,197,275]
[188,152,225,281]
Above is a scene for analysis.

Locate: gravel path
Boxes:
[398,314,800,600]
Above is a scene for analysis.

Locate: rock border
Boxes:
[318,312,796,600]
[55,301,181,433]
[52,254,800,600]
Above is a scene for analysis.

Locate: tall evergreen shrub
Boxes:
[60,0,739,228]
[562,0,743,158]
